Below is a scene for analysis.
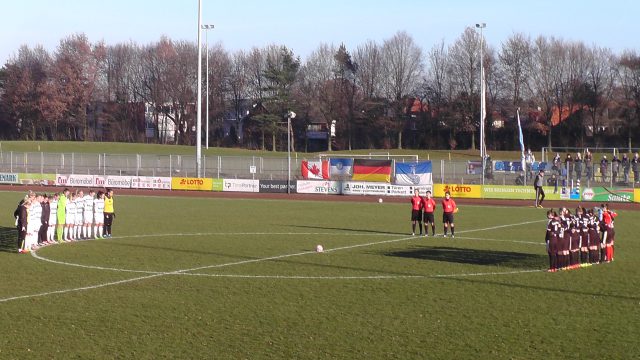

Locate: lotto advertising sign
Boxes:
[259,180,296,193]
[222,179,259,193]
[296,180,341,195]
[171,177,213,191]
[434,184,482,199]
[581,187,634,203]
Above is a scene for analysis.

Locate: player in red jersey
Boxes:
[410,189,423,236]
[602,204,617,262]
[421,190,436,237]
[441,191,457,238]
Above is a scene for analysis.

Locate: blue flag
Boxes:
[329,158,353,178]
[395,161,433,185]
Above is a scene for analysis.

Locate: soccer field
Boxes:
[0,192,638,359]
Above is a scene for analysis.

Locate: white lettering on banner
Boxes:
[0,173,19,184]
[296,180,340,194]
[67,174,94,186]
[223,179,259,193]
[342,182,387,195]
[342,181,433,196]
[132,177,171,189]
[105,176,133,189]
[386,185,433,196]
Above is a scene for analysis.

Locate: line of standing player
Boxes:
[410,189,458,238]
[545,204,617,272]
[14,188,107,253]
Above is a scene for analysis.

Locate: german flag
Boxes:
[352,159,392,182]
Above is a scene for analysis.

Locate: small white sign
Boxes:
[249,166,257,174]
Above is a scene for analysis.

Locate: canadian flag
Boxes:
[301,160,329,180]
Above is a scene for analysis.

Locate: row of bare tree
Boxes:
[1,29,639,151]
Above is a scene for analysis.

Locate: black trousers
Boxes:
[535,186,545,205]
[38,224,48,244]
[17,226,26,248]
[104,213,114,235]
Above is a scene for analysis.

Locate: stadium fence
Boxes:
[0,151,637,188]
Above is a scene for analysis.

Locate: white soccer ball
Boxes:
[316,245,324,253]
[378,198,383,203]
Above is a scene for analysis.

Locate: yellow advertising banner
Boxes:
[635,189,640,203]
[171,177,213,191]
[433,184,482,199]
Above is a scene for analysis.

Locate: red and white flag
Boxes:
[301,160,329,180]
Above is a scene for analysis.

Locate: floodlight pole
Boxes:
[202,24,214,150]
[476,22,486,186]
[196,0,203,177]
[287,111,296,194]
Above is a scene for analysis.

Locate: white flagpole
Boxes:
[196,0,203,177]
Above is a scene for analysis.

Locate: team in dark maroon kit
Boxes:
[545,204,617,272]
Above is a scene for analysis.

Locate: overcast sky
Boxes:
[2,0,638,65]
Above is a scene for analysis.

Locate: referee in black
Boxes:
[534,169,545,208]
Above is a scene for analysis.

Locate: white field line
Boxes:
[0,274,165,303]
[171,268,544,279]
[0,220,545,303]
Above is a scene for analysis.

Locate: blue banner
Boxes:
[395,161,433,185]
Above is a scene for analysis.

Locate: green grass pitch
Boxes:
[0,192,638,359]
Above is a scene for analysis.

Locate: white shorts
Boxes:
[95,213,104,224]
[75,215,83,226]
[49,216,57,226]
[84,212,93,223]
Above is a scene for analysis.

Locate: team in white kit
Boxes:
[15,189,106,253]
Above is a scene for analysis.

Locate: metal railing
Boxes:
[0,151,638,187]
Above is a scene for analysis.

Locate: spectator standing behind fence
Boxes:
[584,149,593,181]
[547,173,559,194]
[632,152,640,184]
[612,156,621,184]
[574,152,583,180]
[600,156,609,182]
[564,153,573,181]
[552,153,561,174]
[621,154,630,184]
[525,149,535,178]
